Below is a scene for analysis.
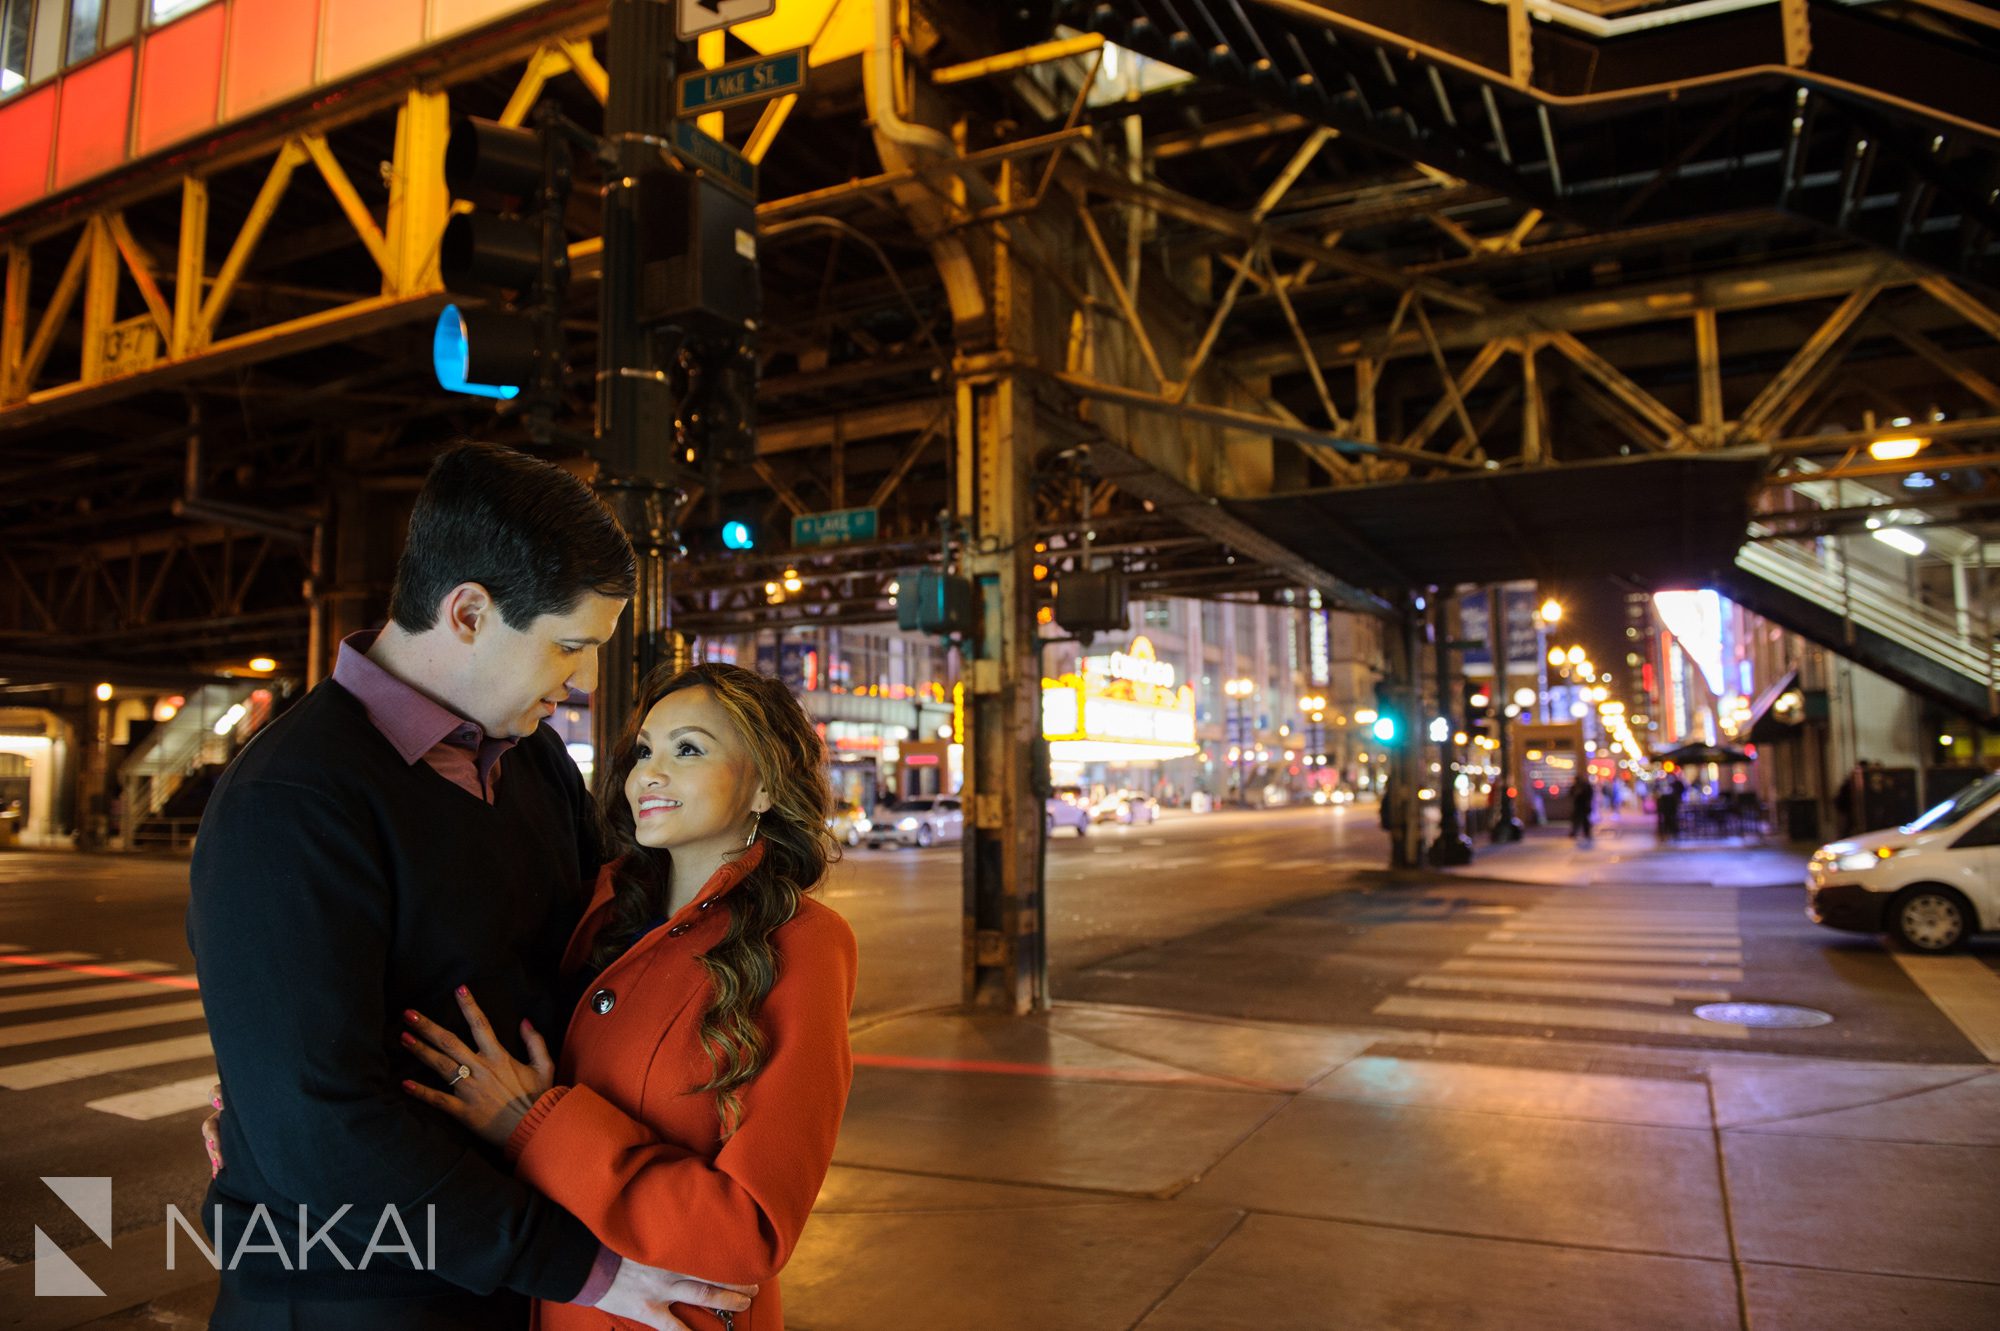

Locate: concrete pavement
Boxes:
[33,818,2000,1329]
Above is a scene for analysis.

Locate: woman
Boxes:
[402,663,858,1330]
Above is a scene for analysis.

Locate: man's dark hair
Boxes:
[387,443,636,632]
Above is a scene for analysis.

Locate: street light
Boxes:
[1538,598,1563,626]
[1300,693,1327,788]
[1225,678,1255,804]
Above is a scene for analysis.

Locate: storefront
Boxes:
[1041,636,1198,801]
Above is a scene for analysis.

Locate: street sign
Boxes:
[101,315,160,378]
[677,0,776,41]
[792,507,879,548]
[671,121,757,197]
[677,48,806,117]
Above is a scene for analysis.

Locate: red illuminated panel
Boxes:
[136,1,226,156]
[224,0,321,118]
[321,0,425,82]
[53,46,137,190]
[0,85,58,216]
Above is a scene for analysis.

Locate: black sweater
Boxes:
[187,678,601,1305]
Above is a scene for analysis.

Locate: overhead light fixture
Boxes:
[1868,436,1926,461]
[1871,526,1927,557]
[248,657,277,673]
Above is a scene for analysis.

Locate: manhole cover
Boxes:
[1693,1002,1833,1029]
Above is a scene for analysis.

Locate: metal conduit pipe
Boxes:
[865,0,989,333]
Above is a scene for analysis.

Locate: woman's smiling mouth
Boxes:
[636,797,681,819]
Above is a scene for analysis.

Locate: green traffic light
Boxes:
[1372,715,1398,743]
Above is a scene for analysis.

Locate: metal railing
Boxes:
[1737,537,2000,690]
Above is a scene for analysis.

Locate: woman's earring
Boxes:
[744,810,761,847]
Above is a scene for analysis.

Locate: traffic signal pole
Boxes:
[1489,585,1524,842]
[594,0,689,766]
[1428,592,1474,866]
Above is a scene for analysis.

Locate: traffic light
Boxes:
[897,570,978,641]
[1371,682,1406,745]
[721,520,755,551]
[434,114,571,417]
[1053,569,1129,644]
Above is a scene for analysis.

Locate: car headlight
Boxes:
[1834,848,1903,872]
[857,818,871,832]
[896,817,918,830]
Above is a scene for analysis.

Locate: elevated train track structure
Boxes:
[5,0,2000,1004]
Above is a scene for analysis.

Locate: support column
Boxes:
[1489,585,1523,842]
[955,364,1046,1012]
[1428,592,1473,865]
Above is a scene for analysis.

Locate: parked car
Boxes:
[1089,790,1157,824]
[826,801,872,847]
[1045,796,1090,837]
[868,794,964,849]
[1807,771,2000,951]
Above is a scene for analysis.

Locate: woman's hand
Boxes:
[400,986,555,1147]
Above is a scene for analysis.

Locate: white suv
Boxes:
[1807,772,2000,951]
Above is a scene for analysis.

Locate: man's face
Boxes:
[463,592,628,738]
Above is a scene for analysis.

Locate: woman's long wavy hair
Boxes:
[590,661,839,1138]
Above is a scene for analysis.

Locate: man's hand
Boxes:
[202,1082,223,1177]
[595,1260,757,1331]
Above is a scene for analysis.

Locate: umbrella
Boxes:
[1654,742,1753,766]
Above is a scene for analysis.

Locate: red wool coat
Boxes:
[509,842,857,1331]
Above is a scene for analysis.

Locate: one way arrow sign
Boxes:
[677,0,775,41]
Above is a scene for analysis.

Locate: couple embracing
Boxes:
[189,443,856,1331]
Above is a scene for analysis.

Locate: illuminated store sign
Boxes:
[1043,636,1198,762]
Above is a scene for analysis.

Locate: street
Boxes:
[3,806,1998,1326]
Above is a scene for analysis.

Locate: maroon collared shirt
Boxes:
[327,628,620,1306]
[330,629,517,804]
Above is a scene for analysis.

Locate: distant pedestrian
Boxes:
[1658,772,1686,841]
[1569,775,1596,843]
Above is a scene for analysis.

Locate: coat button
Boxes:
[668,924,690,937]
[590,988,615,1015]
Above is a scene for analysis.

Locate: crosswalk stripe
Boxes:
[0,951,97,967]
[1408,973,1733,1006]
[1468,942,1741,964]
[1374,994,1750,1039]
[0,1033,214,1089]
[0,944,25,953]
[1511,911,1738,925]
[1488,931,1741,948]
[1441,957,1744,983]
[0,980,195,1015]
[0,998,207,1049]
[1491,923,1741,938]
[0,960,175,990]
[85,1074,218,1121]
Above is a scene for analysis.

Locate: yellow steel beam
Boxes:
[107,213,173,339]
[931,33,1104,84]
[18,229,90,397]
[558,38,608,102]
[698,32,726,141]
[79,216,120,384]
[499,45,565,128]
[386,91,451,298]
[172,176,208,358]
[1,244,27,402]
[197,141,307,350]
[301,135,391,277]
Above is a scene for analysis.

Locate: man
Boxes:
[190,444,751,1330]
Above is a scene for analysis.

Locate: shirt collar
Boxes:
[691,837,768,913]
[330,629,513,766]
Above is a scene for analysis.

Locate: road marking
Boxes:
[1468,942,1742,964]
[85,1073,218,1121]
[1491,924,1742,939]
[0,1033,214,1089]
[1441,957,1744,983]
[0,944,25,953]
[1092,846,1126,855]
[1891,952,2000,1062]
[1374,994,1750,1039]
[1268,858,1325,872]
[0,961,175,990]
[0,951,94,967]
[0,999,207,1049]
[1408,973,1732,1006]
[0,980,199,1015]
[1489,931,1742,948]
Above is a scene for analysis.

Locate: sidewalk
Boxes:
[1431,812,1812,890]
[69,832,1999,1331]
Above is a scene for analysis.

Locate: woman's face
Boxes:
[624,686,770,854]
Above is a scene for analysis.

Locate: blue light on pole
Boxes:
[433,304,520,399]
[721,520,754,550]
